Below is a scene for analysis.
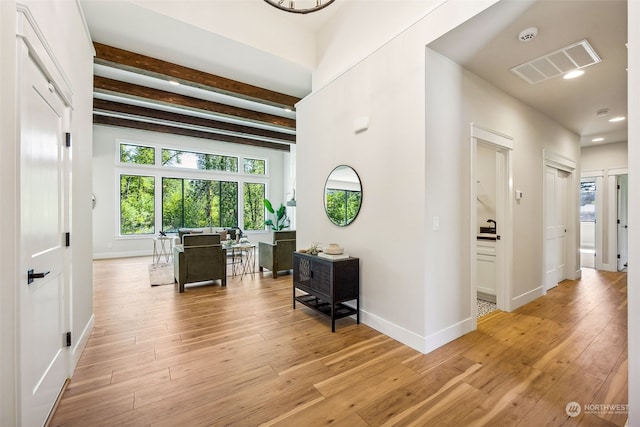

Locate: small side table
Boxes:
[153,236,174,264]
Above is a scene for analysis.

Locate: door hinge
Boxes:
[618,254,621,259]
[65,132,71,148]
[618,219,620,224]
[617,184,621,190]
[64,232,70,247]
[65,331,72,347]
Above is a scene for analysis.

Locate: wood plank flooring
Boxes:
[49,258,628,426]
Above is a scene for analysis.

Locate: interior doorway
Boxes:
[579,178,597,269]
[470,125,513,326]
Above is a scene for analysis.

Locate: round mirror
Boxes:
[324,165,362,226]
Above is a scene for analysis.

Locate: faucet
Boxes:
[487,219,496,231]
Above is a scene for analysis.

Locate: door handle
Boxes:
[27,269,50,285]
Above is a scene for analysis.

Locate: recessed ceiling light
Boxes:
[168,80,180,86]
[563,70,584,80]
[609,116,626,122]
[592,137,604,142]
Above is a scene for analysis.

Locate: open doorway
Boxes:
[470,125,513,325]
[580,178,597,268]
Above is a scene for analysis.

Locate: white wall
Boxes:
[627,0,639,423]
[0,1,94,425]
[298,0,580,354]
[581,141,628,172]
[92,125,289,258]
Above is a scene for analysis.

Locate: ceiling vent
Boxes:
[510,39,601,84]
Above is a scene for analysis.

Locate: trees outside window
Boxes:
[118,142,269,235]
[120,174,155,234]
[120,143,154,165]
[162,149,237,172]
[162,178,238,232]
[243,158,266,175]
[243,183,265,230]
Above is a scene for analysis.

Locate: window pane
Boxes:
[243,158,266,175]
[580,180,596,222]
[120,143,155,165]
[162,178,183,232]
[161,178,238,230]
[162,149,238,172]
[120,175,155,234]
[243,183,265,230]
[221,181,239,227]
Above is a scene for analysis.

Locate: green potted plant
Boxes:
[264,198,290,231]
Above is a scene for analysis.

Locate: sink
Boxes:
[479,227,496,234]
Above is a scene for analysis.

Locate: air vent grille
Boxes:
[510,39,601,84]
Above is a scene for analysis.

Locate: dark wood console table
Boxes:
[292,252,359,332]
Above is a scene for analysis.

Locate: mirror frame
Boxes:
[324,165,363,226]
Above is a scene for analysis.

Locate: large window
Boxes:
[120,174,155,235]
[162,178,238,232]
[118,142,269,235]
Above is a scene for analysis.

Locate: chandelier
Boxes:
[263,0,336,14]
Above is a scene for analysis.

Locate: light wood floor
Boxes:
[50,258,628,426]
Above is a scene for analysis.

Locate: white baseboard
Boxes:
[71,314,94,371]
[361,310,474,355]
[359,310,426,353]
[423,317,474,354]
[93,250,152,259]
[511,286,544,310]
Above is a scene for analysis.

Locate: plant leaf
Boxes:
[264,198,275,214]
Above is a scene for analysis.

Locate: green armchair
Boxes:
[174,234,227,292]
[259,230,296,279]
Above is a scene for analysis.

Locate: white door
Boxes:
[617,175,628,271]
[18,39,70,426]
[545,166,568,290]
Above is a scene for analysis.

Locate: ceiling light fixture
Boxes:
[592,137,604,142]
[263,0,336,14]
[168,80,180,86]
[609,116,626,122]
[563,69,584,79]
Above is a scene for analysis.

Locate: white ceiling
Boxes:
[429,0,628,147]
[80,0,628,147]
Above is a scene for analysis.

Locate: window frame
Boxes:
[115,139,271,238]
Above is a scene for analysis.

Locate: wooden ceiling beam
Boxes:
[93,115,291,152]
[93,99,296,143]
[94,76,296,130]
[94,42,300,110]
